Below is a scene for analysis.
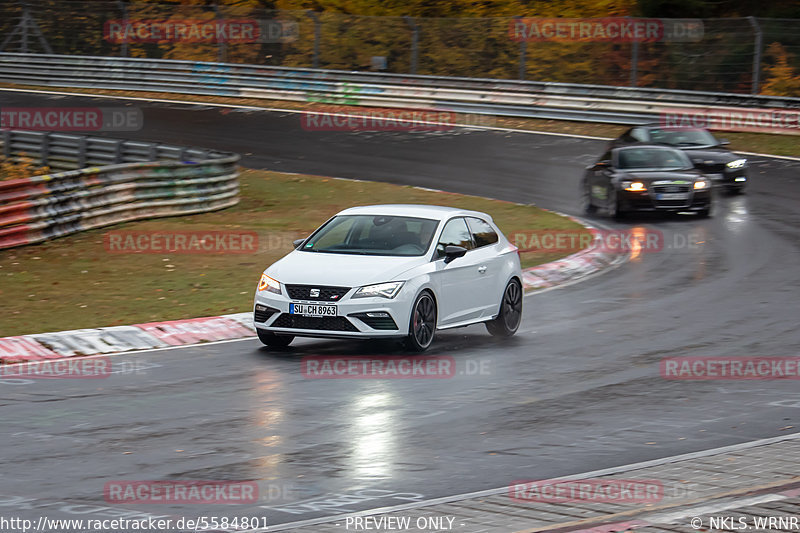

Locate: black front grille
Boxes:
[350,313,399,330]
[652,185,691,194]
[652,184,691,208]
[285,284,350,301]
[272,313,358,332]
[254,305,278,323]
[694,162,726,173]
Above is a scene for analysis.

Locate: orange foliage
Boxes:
[0,154,51,181]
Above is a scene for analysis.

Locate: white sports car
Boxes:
[253,205,523,351]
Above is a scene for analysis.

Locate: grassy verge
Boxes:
[0,169,582,336]
[2,83,797,158]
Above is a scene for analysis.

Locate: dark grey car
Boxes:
[609,124,748,194]
[583,145,713,219]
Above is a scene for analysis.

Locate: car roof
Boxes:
[337,204,493,222]
[635,123,710,132]
[613,143,683,152]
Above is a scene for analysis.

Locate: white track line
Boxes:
[262,431,800,532]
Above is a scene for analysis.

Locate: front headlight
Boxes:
[726,159,747,169]
[694,180,710,190]
[352,281,404,299]
[623,181,646,191]
[258,273,281,294]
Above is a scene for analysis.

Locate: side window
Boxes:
[435,218,473,259]
[466,217,498,248]
[631,127,649,142]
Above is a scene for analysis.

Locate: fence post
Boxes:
[627,16,638,87]
[117,0,128,57]
[514,16,527,80]
[21,2,30,53]
[306,10,321,68]
[215,3,227,63]
[404,16,419,75]
[747,16,762,95]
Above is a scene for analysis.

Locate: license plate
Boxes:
[707,173,723,180]
[290,303,337,317]
[657,193,689,200]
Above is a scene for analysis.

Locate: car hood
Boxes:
[680,147,738,164]
[616,170,703,183]
[265,250,428,286]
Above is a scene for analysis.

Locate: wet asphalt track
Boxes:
[1,92,800,529]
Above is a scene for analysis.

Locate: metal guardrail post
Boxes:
[306,10,321,69]
[77,137,87,168]
[40,133,50,167]
[514,17,527,81]
[404,16,419,75]
[2,130,10,159]
[113,139,123,164]
[748,16,763,95]
[148,143,157,161]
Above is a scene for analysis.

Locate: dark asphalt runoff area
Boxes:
[1,91,799,530]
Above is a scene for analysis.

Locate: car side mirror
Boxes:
[596,160,611,168]
[292,238,306,249]
[443,245,467,264]
[717,138,730,146]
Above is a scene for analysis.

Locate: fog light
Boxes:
[366,312,390,318]
[256,304,268,312]
[735,177,746,182]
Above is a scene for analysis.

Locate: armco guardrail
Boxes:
[0,130,240,250]
[1,53,800,128]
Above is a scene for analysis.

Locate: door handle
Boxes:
[477,266,487,274]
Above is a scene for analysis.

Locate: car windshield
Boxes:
[648,128,718,147]
[617,148,693,170]
[299,215,439,256]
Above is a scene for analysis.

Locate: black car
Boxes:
[582,145,712,219]
[610,124,748,193]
